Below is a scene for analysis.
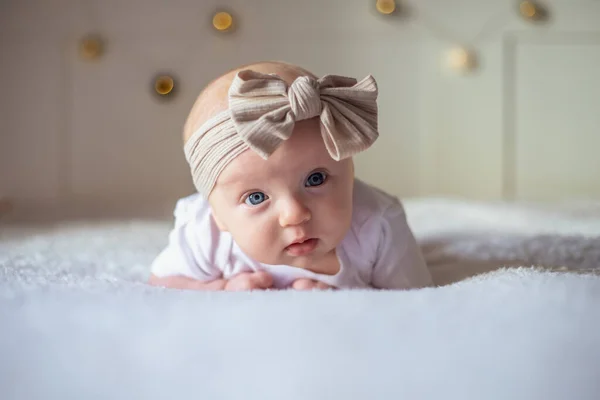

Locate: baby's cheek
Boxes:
[318,199,352,240]
[234,225,281,264]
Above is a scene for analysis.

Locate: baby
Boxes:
[148,61,433,291]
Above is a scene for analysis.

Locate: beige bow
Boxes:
[228,70,379,160]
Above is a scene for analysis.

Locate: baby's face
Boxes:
[208,118,354,270]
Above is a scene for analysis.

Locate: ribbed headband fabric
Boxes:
[184,69,379,197]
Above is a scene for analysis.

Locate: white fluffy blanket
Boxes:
[2,199,600,399]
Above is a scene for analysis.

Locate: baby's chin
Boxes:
[242,239,339,272]
[243,250,322,268]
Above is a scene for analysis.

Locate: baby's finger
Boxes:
[224,272,256,291]
[292,278,317,290]
[250,270,274,289]
[315,281,336,290]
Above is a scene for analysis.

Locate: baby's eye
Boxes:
[305,171,327,187]
[245,192,268,206]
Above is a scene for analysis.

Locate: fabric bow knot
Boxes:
[228,70,379,161]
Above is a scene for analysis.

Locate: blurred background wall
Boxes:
[1,0,599,221]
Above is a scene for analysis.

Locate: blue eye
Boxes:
[245,192,267,206]
[305,172,327,187]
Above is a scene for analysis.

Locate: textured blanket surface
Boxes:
[2,199,600,399]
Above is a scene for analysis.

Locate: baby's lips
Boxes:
[285,238,318,256]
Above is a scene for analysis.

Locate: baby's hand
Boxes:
[224,271,274,291]
[291,278,336,291]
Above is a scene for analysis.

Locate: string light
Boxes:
[79,35,104,61]
[445,47,477,73]
[213,11,233,31]
[519,1,538,19]
[410,2,545,74]
[518,1,548,22]
[376,0,396,15]
[154,75,175,97]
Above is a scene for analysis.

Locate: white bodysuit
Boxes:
[150,179,433,290]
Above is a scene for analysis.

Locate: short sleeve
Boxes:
[150,195,225,281]
[370,201,433,290]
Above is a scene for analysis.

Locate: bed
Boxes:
[2,198,600,399]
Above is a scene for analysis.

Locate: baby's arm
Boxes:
[149,271,273,291]
[370,201,433,290]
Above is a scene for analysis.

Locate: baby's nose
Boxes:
[278,196,311,227]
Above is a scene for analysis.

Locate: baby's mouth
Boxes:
[285,238,318,256]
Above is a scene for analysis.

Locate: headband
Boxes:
[184,69,379,197]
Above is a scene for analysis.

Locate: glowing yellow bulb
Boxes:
[155,76,174,96]
[446,47,476,73]
[79,36,103,60]
[213,11,233,31]
[519,1,537,19]
[376,0,396,15]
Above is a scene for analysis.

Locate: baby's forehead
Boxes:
[215,119,333,187]
[217,150,327,189]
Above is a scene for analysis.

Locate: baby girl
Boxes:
[148,61,433,291]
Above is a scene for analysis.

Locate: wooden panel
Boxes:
[0,33,65,204]
[69,36,201,207]
[509,33,600,201]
